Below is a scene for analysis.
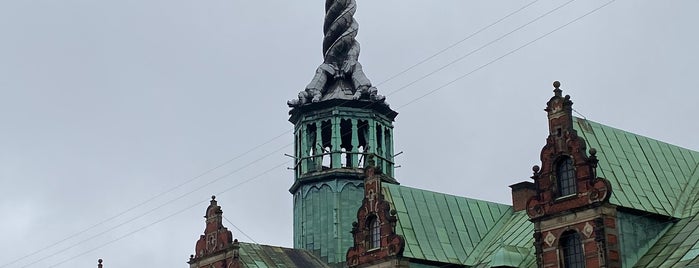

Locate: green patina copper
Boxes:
[382,183,522,266]
[574,117,699,218]
[370,118,699,267]
[237,242,330,267]
[289,103,397,266]
[633,212,699,267]
[616,211,672,267]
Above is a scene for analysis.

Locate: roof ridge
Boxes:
[384,183,511,207]
[575,117,699,153]
[573,117,699,217]
[462,208,517,265]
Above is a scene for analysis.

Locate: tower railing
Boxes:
[296,151,393,177]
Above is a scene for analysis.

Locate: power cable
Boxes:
[6,0,616,265]
[384,0,577,97]
[19,145,292,267]
[0,1,538,264]
[397,0,617,108]
[224,216,258,244]
[374,0,540,87]
[45,161,290,268]
[0,130,290,268]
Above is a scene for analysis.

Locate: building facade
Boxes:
[187,1,699,267]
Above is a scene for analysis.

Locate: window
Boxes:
[556,157,576,196]
[560,231,585,268]
[368,217,380,250]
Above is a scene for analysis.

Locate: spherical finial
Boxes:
[98,259,103,264]
[211,195,216,201]
[553,81,561,89]
[589,148,597,156]
[533,165,540,173]
[390,209,397,216]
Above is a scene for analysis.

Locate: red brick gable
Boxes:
[526,81,612,219]
[346,158,405,267]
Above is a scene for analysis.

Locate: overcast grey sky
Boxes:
[1,0,698,267]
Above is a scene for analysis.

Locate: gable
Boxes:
[573,117,699,218]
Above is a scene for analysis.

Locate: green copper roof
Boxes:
[616,211,673,267]
[633,212,699,267]
[237,242,330,268]
[382,184,514,266]
[373,118,699,267]
[469,211,536,267]
[293,180,364,265]
[573,117,699,218]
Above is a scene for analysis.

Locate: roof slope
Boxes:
[633,212,699,267]
[573,117,699,218]
[238,242,330,268]
[382,184,515,266]
[373,118,699,267]
[469,211,536,268]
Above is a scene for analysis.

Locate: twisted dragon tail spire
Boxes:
[288,0,385,107]
[323,0,359,64]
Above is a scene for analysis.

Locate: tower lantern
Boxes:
[287,0,398,265]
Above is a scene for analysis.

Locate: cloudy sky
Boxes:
[1,0,698,267]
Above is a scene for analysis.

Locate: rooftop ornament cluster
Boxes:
[288,0,385,107]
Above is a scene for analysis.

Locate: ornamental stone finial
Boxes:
[288,0,385,107]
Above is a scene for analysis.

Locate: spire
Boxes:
[288,0,385,107]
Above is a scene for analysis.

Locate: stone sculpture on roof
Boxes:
[288,0,385,107]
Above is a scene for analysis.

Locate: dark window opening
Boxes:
[367,216,380,250]
[357,120,369,167]
[321,120,332,169]
[557,157,576,196]
[305,123,318,172]
[560,231,585,268]
[340,119,353,167]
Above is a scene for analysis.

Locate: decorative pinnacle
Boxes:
[589,148,597,156]
[553,81,562,97]
[211,195,216,201]
[532,165,540,173]
[97,259,103,268]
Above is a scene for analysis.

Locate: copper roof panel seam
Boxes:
[401,186,434,260]
[601,124,647,208]
[658,142,688,188]
[576,121,626,205]
[419,190,450,262]
[647,139,682,195]
[436,194,469,259]
[443,192,476,255]
[393,186,424,259]
[636,136,676,216]
[675,162,699,217]
[463,207,516,265]
[667,144,693,177]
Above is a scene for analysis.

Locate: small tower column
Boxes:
[350,118,360,168]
